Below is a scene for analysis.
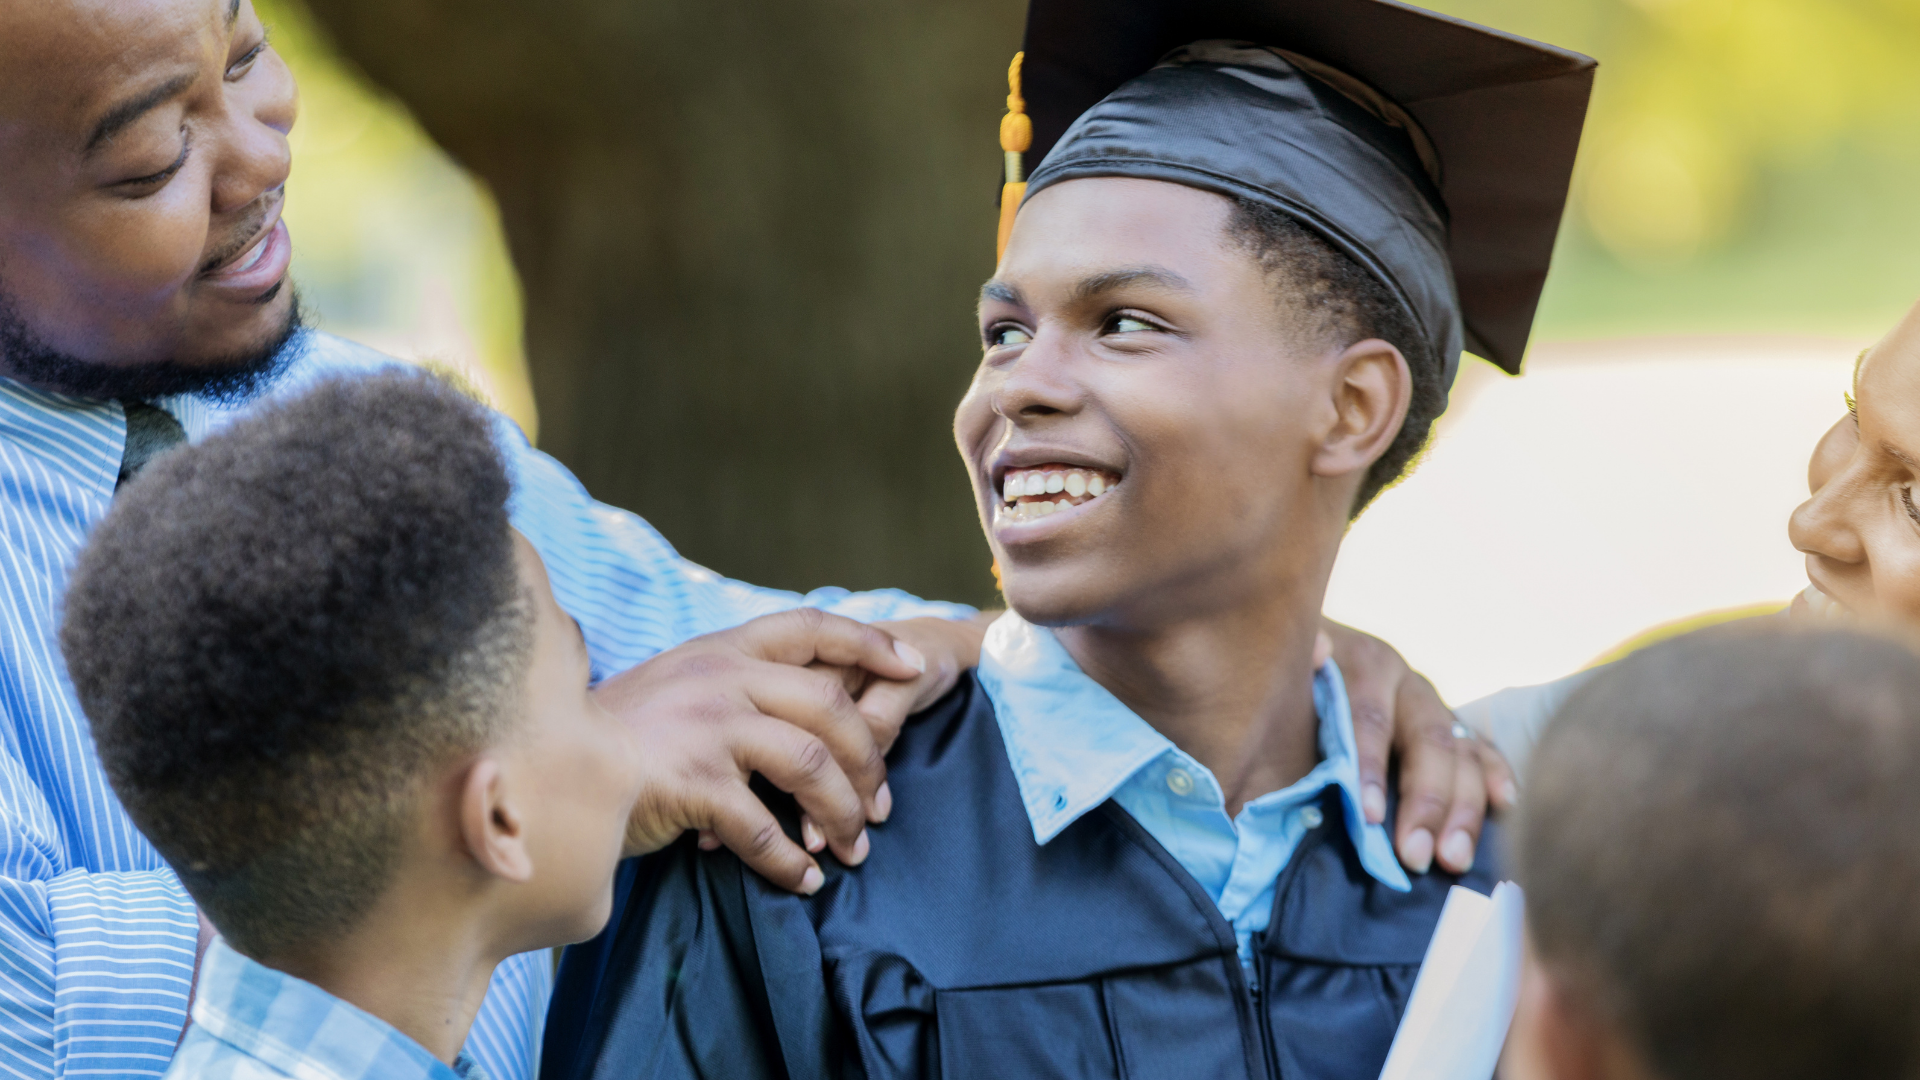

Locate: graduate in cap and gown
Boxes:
[543,3,1592,1078]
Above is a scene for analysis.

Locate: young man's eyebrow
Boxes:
[1070,267,1195,302]
[83,72,197,156]
[978,267,1194,311]
[227,0,242,26]
[980,280,1023,307]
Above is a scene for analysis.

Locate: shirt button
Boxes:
[1300,806,1324,830]
[1165,768,1195,797]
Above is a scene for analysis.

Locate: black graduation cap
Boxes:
[995,0,1595,380]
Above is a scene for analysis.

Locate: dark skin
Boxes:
[0,0,297,368]
[959,177,1503,867]
[0,0,1492,910]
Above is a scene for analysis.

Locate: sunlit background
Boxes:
[263,0,1920,703]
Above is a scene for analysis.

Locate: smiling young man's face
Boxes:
[954,177,1407,631]
[1789,302,1920,629]
[0,0,298,397]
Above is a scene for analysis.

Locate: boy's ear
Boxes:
[1505,950,1637,1080]
[458,756,534,884]
[1308,338,1411,483]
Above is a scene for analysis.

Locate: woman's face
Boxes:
[1789,304,1920,629]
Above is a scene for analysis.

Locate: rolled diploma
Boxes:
[1377,881,1526,1080]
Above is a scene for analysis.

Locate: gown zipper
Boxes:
[1254,944,1280,1080]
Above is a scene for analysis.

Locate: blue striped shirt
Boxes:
[0,330,972,1080]
[167,937,487,1080]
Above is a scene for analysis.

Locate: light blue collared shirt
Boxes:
[977,613,1410,962]
[0,329,971,1080]
[167,938,484,1080]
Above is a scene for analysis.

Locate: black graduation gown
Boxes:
[544,672,1501,1080]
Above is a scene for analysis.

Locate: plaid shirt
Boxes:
[166,938,487,1080]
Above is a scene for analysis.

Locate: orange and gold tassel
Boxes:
[996,52,1031,262]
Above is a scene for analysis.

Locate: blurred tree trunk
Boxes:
[296,0,1019,604]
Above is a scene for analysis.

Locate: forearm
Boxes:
[501,428,973,678]
[1454,668,1599,785]
[0,867,199,1079]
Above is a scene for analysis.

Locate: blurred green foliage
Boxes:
[261,0,1920,420]
[1431,0,1920,341]
[258,0,538,435]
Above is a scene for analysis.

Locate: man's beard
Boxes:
[0,287,305,404]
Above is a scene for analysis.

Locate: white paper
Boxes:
[1377,881,1526,1080]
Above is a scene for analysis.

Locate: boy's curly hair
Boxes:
[62,369,531,958]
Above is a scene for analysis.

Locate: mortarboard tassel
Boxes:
[997,52,1031,262]
[990,53,1031,592]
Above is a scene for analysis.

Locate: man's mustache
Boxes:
[198,192,283,276]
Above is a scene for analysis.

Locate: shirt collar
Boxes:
[191,937,486,1080]
[0,330,381,495]
[0,378,122,493]
[977,611,1410,892]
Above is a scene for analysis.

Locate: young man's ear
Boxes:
[1309,338,1411,482]
[458,757,534,884]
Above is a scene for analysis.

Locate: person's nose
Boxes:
[1806,414,1853,496]
[989,329,1085,425]
[208,55,297,215]
[1789,469,1868,570]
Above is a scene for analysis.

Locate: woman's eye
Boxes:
[1903,486,1920,529]
[227,38,268,80]
[988,326,1033,348]
[1108,315,1156,334]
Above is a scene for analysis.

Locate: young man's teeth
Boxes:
[997,466,1121,521]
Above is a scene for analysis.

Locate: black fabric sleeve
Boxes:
[543,835,809,1080]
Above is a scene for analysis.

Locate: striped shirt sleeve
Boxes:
[0,707,199,1080]
[500,422,975,676]
[461,951,551,1080]
[0,859,197,1080]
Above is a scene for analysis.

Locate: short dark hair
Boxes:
[61,370,531,958]
[1223,197,1445,514]
[1516,624,1920,1080]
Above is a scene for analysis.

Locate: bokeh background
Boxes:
[262,0,1920,702]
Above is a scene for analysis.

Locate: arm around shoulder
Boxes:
[1454,669,1599,785]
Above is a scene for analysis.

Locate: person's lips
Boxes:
[199,218,291,298]
[990,462,1123,537]
[1797,581,1850,621]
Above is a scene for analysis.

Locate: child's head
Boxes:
[1510,625,1920,1080]
[1791,297,1920,629]
[62,371,639,963]
[955,175,1442,626]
